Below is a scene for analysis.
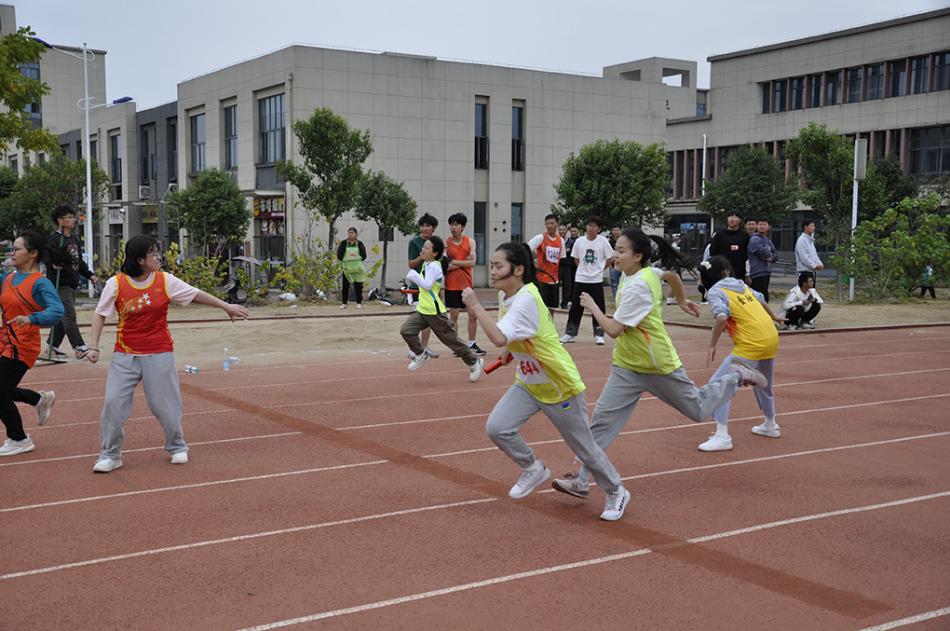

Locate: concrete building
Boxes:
[664,7,950,256]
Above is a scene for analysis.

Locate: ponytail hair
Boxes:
[699,255,733,289]
[495,241,536,284]
[621,227,691,272]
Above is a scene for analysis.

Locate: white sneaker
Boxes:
[170,451,189,464]
[356,304,363,309]
[339,304,348,310]
[93,457,123,473]
[74,345,90,360]
[698,434,733,451]
[408,351,431,372]
[551,472,589,498]
[801,322,816,329]
[408,350,415,359]
[509,462,551,499]
[731,362,768,388]
[595,335,605,345]
[424,347,439,358]
[600,486,631,521]
[0,436,35,456]
[665,298,677,305]
[559,334,576,343]
[751,422,781,438]
[36,391,56,426]
[468,357,484,382]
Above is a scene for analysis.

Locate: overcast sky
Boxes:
[15,0,947,109]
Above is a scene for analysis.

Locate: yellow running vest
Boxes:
[498,284,585,404]
[612,268,682,375]
[416,261,446,316]
[719,285,778,360]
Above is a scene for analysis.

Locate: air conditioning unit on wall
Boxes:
[138,185,151,200]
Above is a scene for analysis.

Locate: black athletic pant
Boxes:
[920,285,936,299]
[786,302,821,327]
[0,357,40,441]
[341,277,363,305]
[50,286,86,350]
[565,281,605,337]
[750,275,771,302]
[559,262,574,308]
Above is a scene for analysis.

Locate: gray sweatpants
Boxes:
[487,384,622,494]
[99,352,187,459]
[579,364,739,480]
[710,355,775,424]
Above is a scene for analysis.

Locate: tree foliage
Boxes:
[697,145,798,223]
[0,27,58,153]
[278,108,373,248]
[167,168,249,256]
[0,154,109,241]
[354,170,418,286]
[858,156,919,222]
[830,195,949,299]
[552,139,669,229]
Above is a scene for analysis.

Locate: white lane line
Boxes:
[859,607,950,630]
[0,432,301,468]
[5,430,947,515]
[236,491,950,629]
[0,498,497,581]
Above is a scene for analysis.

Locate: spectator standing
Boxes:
[916,263,936,299]
[527,214,566,317]
[748,218,778,302]
[782,272,823,329]
[559,225,577,308]
[795,220,824,283]
[561,216,614,346]
[444,212,485,355]
[708,211,750,285]
[336,228,367,309]
[607,225,623,302]
[46,205,98,359]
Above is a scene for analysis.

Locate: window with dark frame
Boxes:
[258,94,285,164]
[510,203,524,243]
[846,67,862,103]
[167,119,177,181]
[866,64,884,100]
[790,77,804,110]
[474,102,489,169]
[473,201,487,263]
[190,113,206,174]
[511,105,524,171]
[887,61,906,97]
[825,71,841,105]
[935,52,950,91]
[808,74,822,108]
[910,56,928,94]
[224,105,238,170]
[19,62,42,129]
[773,80,785,112]
[109,133,122,200]
[909,125,950,177]
[760,83,770,113]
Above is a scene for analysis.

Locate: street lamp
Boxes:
[33,37,131,296]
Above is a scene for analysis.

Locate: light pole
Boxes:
[33,38,131,296]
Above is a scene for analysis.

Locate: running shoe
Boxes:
[170,451,189,464]
[751,421,781,438]
[600,486,631,521]
[408,351,431,372]
[75,345,90,359]
[468,357,484,382]
[731,362,768,388]
[424,347,440,358]
[0,436,34,456]
[552,472,589,498]
[559,334,576,343]
[93,458,123,473]
[509,462,551,499]
[469,343,487,356]
[36,391,56,426]
[698,434,733,451]
[595,335,605,345]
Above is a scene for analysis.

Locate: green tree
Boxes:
[0,27,58,153]
[552,139,669,229]
[278,108,373,249]
[858,156,919,222]
[830,195,949,299]
[697,145,797,224]
[0,154,108,241]
[354,170,418,286]
[0,165,17,201]
[167,168,249,257]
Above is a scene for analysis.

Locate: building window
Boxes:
[510,203,524,243]
[846,67,862,103]
[935,52,950,91]
[190,113,206,174]
[696,90,708,116]
[473,201,487,263]
[90,139,98,166]
[19,62,41,129]
[891,129,902,159]
[825,71,841,105]
[909,125,950,177]
[224,105,238,171]
[866,64,885,100]
[9,157,17,174]
[760,83,770,113]
[109,133,122,200]
[140,125,156,185]
[474,102,489,169]
[258,94,285,164]
[772,80,786,112]
[872,130,886,159]
[75,140,82,160]
[808,74,822,108]
[790,77,804,110]
[887,61,906,97]
[37,152,45,165]
[511,104,524,171]
[910,56,928,95]
[167,118,177,181]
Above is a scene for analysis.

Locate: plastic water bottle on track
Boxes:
[223,347,231,372]
[184,365,199,374]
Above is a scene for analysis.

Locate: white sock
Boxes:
[715,422,730,438]
[468,340,476,347]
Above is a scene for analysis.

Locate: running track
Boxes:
[2,325,949,630]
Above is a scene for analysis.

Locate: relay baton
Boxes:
[399,288,420,294]
[485,353,514,374]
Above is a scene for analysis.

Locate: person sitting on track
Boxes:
[400,235,483,380]
[461,242,630,521]
[550,230,767,495]
[0,231,62,457]
[698,256,787,452]
[86,236,250,473]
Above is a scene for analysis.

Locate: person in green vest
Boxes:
[462,242,630,521]
[336,228,367,309]
[551,228,767,498]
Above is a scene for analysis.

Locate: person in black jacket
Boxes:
[708,211,750,284]
[45,205,98,359]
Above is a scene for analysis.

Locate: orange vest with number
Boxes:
[114,272,174,355]
[535,233,562,285]
[0,272,43,367]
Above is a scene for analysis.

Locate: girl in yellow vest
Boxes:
[461,242,630,521]
[699,255,787,451]
[552,229,767,498]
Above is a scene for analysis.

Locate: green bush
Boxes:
[164,242,226,297]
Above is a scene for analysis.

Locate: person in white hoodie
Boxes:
[782,272,823,330]
[795,220,824,282]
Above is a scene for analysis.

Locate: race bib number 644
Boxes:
[512,351,550,385]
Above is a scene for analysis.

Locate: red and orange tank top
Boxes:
[0,272,43,367]
[445,236,474,291]
[114,272,174,355]
[536,233,562,285]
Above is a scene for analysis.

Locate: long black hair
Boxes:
[621,228,690,273]
[122,235,160,277]
[494,242,536,284]
[19,230,47,264]
[699,255,733,289]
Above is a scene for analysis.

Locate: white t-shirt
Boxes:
[612,268,663,328]
[497,290,541,343]
[95,272,199,317]
[405,260,443,290]
[571,234,614,284]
